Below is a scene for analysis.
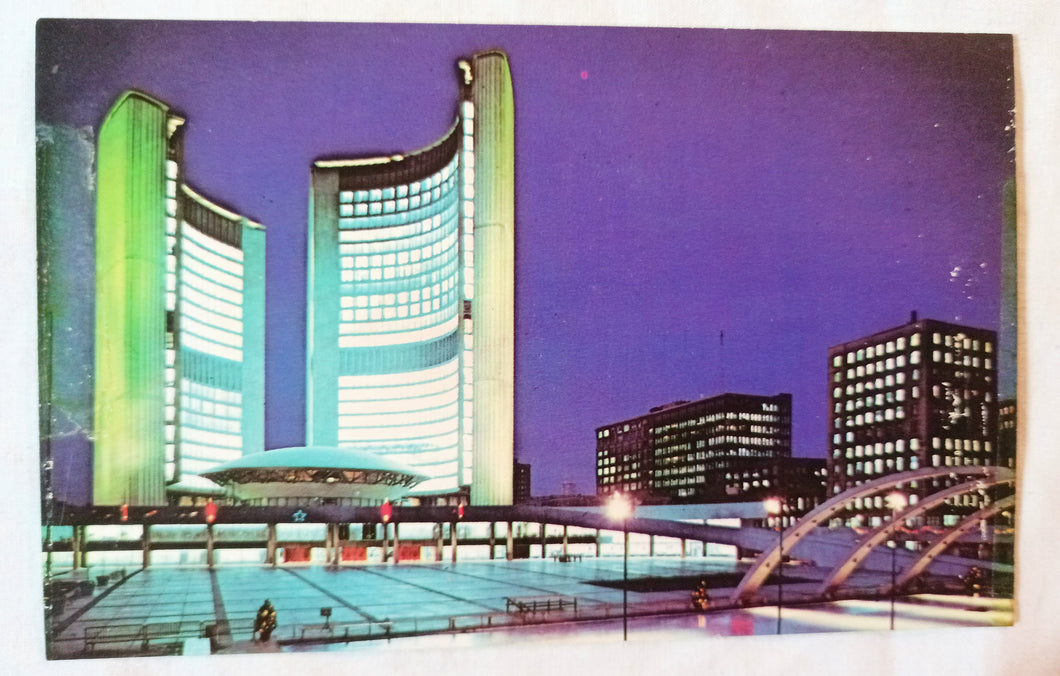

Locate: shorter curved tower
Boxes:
[94,90,265,506]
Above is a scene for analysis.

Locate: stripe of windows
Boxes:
[165,160,179,219]
[183,243,244,291]
[166,210,178,312]
[337,156,459,217]
[182,232,245,278]
[339,401,460,431]
[337,420,459,443]
[165,344,177,481]
[183,219,244,262]
[339,386,458,415]
[338,315,458,348]
[340,273,459,326]
[339,360,458,389]
[339,227,459,286]
[337,197,457,236]
[339,375,459,409]
[414,474,461,494]
[461,316,473,485]
[461,100,475,301]
[373,448,459,468]
[180,454,241,475]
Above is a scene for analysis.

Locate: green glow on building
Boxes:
[93,91,265,506]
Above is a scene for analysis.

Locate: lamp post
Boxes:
[764,497,783,635]
[607,492,634,641]
[886,492,907,630]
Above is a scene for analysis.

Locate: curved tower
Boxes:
[94,90,265,505]
[307,50,514,504]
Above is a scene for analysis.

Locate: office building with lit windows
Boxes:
[826,313,998,526]
[93,90,265,506]
[306,51,514,505]
[595,393,793,505]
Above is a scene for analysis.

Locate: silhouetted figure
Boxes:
[692,580,711,611]
[254,599,277,641]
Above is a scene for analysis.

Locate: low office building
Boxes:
[595,393,793,505]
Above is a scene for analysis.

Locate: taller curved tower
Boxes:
[307,51,514,505]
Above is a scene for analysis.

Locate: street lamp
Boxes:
[764,497,783,635]
[606,492,634,641]
[886,492,907,630]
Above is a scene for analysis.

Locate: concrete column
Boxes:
[562,525,569,556]
[142,524,151,569]
[595,529,601,557]
[206,524,215,568]
[72,525,82,570]
[506,521,514,561]
[324,523,333,565]
[680,538,686,559]
[540,523,547,559]
[649,535,655,557]
[450,522,458,563]
[266,523,277,566]
[335,523,344,567]
[382,522,389,563]
[393,523,401,564]
[489,522,496,560]
[435,523,444,562]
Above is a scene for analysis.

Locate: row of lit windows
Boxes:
[837,388,910,412]
[338,402,459,429]
[181,454,239,474]
[931,351,992,369]
[338,360,457,389]
[340,293,455,324]
[182,332,242,363]
[338,181,456,217]
[337,313,459,349]
[181,254,243,293]
[182,284,243,322]
[836,407,906,428]
[835,372,911,399]
[182,234,244,280]
[338,218,456,263]
[179,412,240,436]
[182,314,242,349]
[338,387,458,415]
[182,268,243,308]
[338,241,457,284]
[338,157,458,205]
[180,394,242,420]
[183,220,244,263]
[336,417,459,442]
[180,379,242,404]
[834,333,994,368]
[182,295,243,336]
[179,424,242,449]
[340,276,457,313]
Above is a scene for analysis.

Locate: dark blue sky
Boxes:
[37,21,1014,496]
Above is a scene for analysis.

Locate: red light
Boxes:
[457,504,465,519]
[120,503,129,522]
[204,500,218,524]
[380,500,392,524]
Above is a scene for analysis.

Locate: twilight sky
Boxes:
[36,21,1015,497]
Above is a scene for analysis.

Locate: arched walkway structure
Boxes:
[889,494,1015,594]
[816,475,1015,596]
[729,466,1014,604]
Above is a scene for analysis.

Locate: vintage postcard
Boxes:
[35,19,1015,665]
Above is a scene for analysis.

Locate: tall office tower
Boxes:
[306,51,514,505]
[595,393,793,505]
[94,90,265,506]
[826,314,998,526]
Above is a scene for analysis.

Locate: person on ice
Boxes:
[254,599,278,641]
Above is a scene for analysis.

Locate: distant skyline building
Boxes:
[305,51,514,505]
[93,90,265,506]
[826,313,999,526]
[595,393,793,505]
[513,461,531,503]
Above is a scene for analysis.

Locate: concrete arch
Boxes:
[816,476,1015,596]
[889,495,1015,594]
[729,465,1014,604]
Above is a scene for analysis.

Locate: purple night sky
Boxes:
[36,21,1014,498]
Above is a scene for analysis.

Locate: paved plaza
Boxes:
[46,556,1012,659]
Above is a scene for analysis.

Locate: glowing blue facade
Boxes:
[307,51,514,504]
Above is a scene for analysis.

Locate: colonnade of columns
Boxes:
[64,520,716,569]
